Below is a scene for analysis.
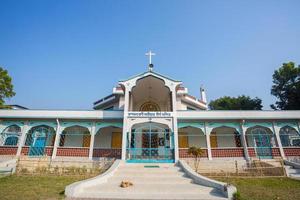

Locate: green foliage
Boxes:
[188,146,204,172]
[233,191,241,200]
[0,67,15,107]
[271,62,300,110]
[209,95,263,110]
[216,177,300,200]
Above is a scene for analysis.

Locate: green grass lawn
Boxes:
[216,177,300,200]
[1,175,300,200]
[0,175,84,200]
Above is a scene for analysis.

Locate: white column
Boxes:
[272,122,286,159]
[171,87,179,162]
[89,122,96,160]
[51,119,61,160]
[16,121,29,157]
[121,88,130,160]
[240,122,250,161]
[204,122,212,160]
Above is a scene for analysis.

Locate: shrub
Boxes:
[188,146,204,172]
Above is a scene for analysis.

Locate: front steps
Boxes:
[285,165,300,180]
[69,163,227,200]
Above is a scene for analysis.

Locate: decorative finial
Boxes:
[145,50,155,71]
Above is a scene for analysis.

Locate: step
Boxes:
[0,167,12,173]
[116,167,182,172]
[108,176,193,184]
[84,182,220,195]
[114,170,184,175]
[75,192,227,200]
[113,172,186,178]
[287,168,300,173]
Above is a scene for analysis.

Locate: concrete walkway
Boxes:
[68,163,227,200]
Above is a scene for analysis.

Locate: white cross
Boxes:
[145,50,156,64]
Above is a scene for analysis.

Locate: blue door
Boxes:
[126,123,174,163]
[29,136,46,156]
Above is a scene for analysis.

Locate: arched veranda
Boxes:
[24,125,56,156]
[246,126,278,159]
[93,126,123,158]
[56,125,90,157]
[209,126,244,158]
[178,126,207,158]
[0,125,21,156]
[279,125,300,157]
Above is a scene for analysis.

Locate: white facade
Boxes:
[0,69,300,162]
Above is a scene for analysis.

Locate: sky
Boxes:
[0,0,300,110]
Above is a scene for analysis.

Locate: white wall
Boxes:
[179,127,207,148]
[94,127,122,148]
[213,127,237,147]
[64,134,84,147]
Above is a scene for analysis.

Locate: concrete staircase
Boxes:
[70,163,227,200]
[285,165,300,180]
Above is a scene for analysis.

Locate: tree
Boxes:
[188,146,204,172]
[209,95,263,110]
[0,67,15,107]
[271,62,300,110]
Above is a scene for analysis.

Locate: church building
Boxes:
[1,57,300,163]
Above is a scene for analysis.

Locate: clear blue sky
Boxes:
[1,0,300,110]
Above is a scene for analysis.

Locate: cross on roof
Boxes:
[145,50,155,65]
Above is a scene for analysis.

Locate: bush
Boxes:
[233,191,241,200]
[188,146,205,172]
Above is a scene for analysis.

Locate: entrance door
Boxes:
[127,122,174,163]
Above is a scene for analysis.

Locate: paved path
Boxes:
[69,163,227,200]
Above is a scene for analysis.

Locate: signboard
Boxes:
[127,112,172,118]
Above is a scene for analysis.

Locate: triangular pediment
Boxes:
[119,70,181,84]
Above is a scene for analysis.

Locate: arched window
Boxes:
[140,101,160,111]
[280,126,300,147]
[1,125,21,146]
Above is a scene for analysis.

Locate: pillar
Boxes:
[240,122,250,161]
[171,88,179,162]
[51,119,61,160]
[121,87,130,160]
[89,122,96,160]
[272,122,286,159]
[204,122,212,160]
[16,121,29,157]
